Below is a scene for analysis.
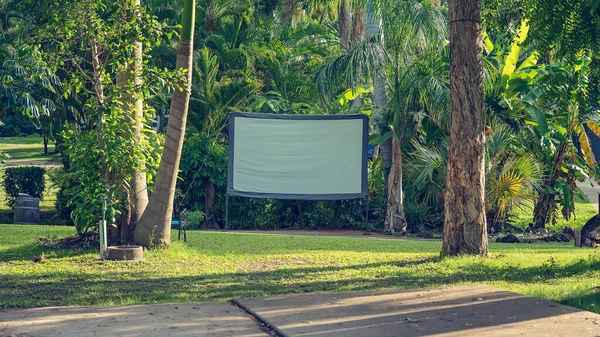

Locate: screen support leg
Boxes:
[363,198,371,236]
[224,195,229,231]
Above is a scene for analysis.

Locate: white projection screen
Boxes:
[227,113,368,200]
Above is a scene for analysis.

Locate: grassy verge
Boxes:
[0,135,58,162]
[0,225,598,313]
[508,200,597,231]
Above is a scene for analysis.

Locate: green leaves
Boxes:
[501,20,532,88]
[337,86,372,106]
[2,166,46,208]
[525,105,548,135]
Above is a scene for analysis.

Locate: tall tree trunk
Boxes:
[441,0,488,256]
[385,133,407,233]
[134,0,196,248]
[366,0,405,234]
[533,142,568,228]
[338,0,352,51]
[116,0,148,242]
[352,5,364,47]
[43,134,48,154]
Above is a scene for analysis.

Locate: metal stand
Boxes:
[363,198,371,235]
[178,222,187,242]
[224,195,229,231]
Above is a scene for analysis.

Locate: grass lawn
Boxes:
[0,225,599,313]
[0,135,58,162]
[508,201,598,232]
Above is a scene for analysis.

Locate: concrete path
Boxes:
[577,180,600,211]
[235,286,600,337]
[0,303,269,337]
[3,286,600,337]
[5,159,61,168]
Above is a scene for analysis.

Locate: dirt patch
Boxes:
[224,229,431,240]
[38,232,99,249]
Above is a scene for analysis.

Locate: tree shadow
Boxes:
[1,255,599,313]
[0,242,95,262]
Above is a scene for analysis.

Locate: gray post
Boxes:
[363,198,371,235]
[225,195,229,231]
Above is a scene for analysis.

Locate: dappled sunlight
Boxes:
[235,286,600,337]
[1,225,599,313]
[0,303,267,337]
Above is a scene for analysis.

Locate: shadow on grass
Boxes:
[0,242,95,262]
[1,254,599,313]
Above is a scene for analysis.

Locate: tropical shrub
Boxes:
[177,134,228,221]
[181,210,205,229]
[0,112,37,137]
[2,166,46,208]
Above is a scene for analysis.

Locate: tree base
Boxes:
[106,245,144,261]
[580,214,600,247]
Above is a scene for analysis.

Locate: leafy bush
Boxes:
[0,112,37,137]
[2,166,46,207]
[58,119,162,234]
[404,201,443,233]
[51,171,75,226]
[177,135,228,217]
[181,210,205,229]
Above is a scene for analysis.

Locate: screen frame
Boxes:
[227,112,369,200]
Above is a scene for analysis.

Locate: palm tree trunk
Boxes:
[116,0,147,242]
[338,0,352,51]
[441,0,488,256]
[366,0,406,235]
[134,0,196,247]
[385,133,407,233]
[533,142,568,228]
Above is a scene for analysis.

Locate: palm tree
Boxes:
[134,0,196,247]
[382,0,447,234]
[188,47,258,137]
[441,0,489,256]
[318,0,445,234]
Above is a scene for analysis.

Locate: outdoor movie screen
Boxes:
[227,112,368,200]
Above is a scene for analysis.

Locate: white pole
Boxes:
[100,196,108,259]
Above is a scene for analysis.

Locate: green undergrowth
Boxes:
[0,225,598,313]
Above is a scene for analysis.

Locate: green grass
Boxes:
[0,135,58,162]
[509,200,597,231]
[1,225,599,313]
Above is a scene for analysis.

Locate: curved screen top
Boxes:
[227,112,368,200]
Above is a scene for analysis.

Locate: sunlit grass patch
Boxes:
[0,225,598,313]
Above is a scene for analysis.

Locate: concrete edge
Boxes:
[231,299,289,337]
